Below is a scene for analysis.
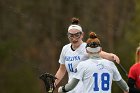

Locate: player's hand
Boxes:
[123,91,128,93]
[111,53,120,64]
[58,86,64,93]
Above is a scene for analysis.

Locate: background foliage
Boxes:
[0,0,140,93]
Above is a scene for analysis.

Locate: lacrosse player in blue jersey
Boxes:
[58,32,129,93]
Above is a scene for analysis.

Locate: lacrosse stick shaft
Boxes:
[118,63,128,76]
[113,60,128,77]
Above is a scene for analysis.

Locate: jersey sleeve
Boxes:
[112,63,122,81]
[73,62,85,80]
[128,65,136,80]
[58,46,65,64]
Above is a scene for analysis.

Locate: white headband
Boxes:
[86,47,101,53]
[68,25,82,32]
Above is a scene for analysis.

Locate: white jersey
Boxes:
[73,58,122,93]
[59,42,88,93]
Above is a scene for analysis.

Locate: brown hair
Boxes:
[136,43,140,63]
[86,32,101,48]
[71,17,80,25]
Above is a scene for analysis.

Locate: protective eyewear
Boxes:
[67,32,82,39]
[86,42,101,48]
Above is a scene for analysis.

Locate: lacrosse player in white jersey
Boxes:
[55,17,121,93]
[58,32,129,93]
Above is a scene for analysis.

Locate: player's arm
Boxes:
[58,78,79,92]
[100,51,120,64]
[116,79,129,92]
[55,64,66,86]
[127,65,140,93]
[128,78,140,93]
[111,62,129,92]
[55,46,67,86]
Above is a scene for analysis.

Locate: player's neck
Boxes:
[89,53,101,59]
[71,41,83,50]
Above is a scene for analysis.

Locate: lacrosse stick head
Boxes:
[40,72,57,93]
